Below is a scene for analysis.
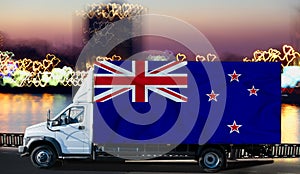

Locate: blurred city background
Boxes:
[0,0,300,145]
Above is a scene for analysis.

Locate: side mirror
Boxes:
[46,109,60,132]
[47,109,51,130]
[47,109,50,121]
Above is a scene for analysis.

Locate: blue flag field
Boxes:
[93,61,281,145]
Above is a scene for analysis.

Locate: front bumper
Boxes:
[18,146,29,157]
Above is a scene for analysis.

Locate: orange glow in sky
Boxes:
[0,0,299,57]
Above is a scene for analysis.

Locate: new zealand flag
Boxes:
[93,61,281,144]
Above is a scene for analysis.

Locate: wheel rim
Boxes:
[35,149,52,166]
[203,152,220,169]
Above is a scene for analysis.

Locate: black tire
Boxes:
[198,147,226,173]
[30,145,57,169]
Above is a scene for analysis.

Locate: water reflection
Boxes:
[0,93,300,144]
[0,93,72,132]
[281,104,300,143]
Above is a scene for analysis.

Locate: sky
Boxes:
[0,0,299,58]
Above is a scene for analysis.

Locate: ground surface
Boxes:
[1,147,300,174]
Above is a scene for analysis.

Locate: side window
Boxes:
[56,106,84,125]
[69,107,84,123]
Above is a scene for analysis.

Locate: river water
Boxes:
[0,93,72,133]
[0,93,299,144]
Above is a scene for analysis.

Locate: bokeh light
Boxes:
[1,44,300,88]
[0,51,87,87]
[243,45,300,68]
[77,3,146,21]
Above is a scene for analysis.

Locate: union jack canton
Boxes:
[94,61,188,102]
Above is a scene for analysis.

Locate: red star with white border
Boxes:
[248,85,259,96]
[227,120,242,133]
[228,70,241,82]
[206,90,219,102]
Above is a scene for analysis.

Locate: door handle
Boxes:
[78,125,85,130]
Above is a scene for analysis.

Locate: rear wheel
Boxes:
[30,145,57,168]
[198,147,226,173]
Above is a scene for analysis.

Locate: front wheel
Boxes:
[198,147,226,173]
[30,145,57,168]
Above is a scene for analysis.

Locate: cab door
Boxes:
[53,106,90,154]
